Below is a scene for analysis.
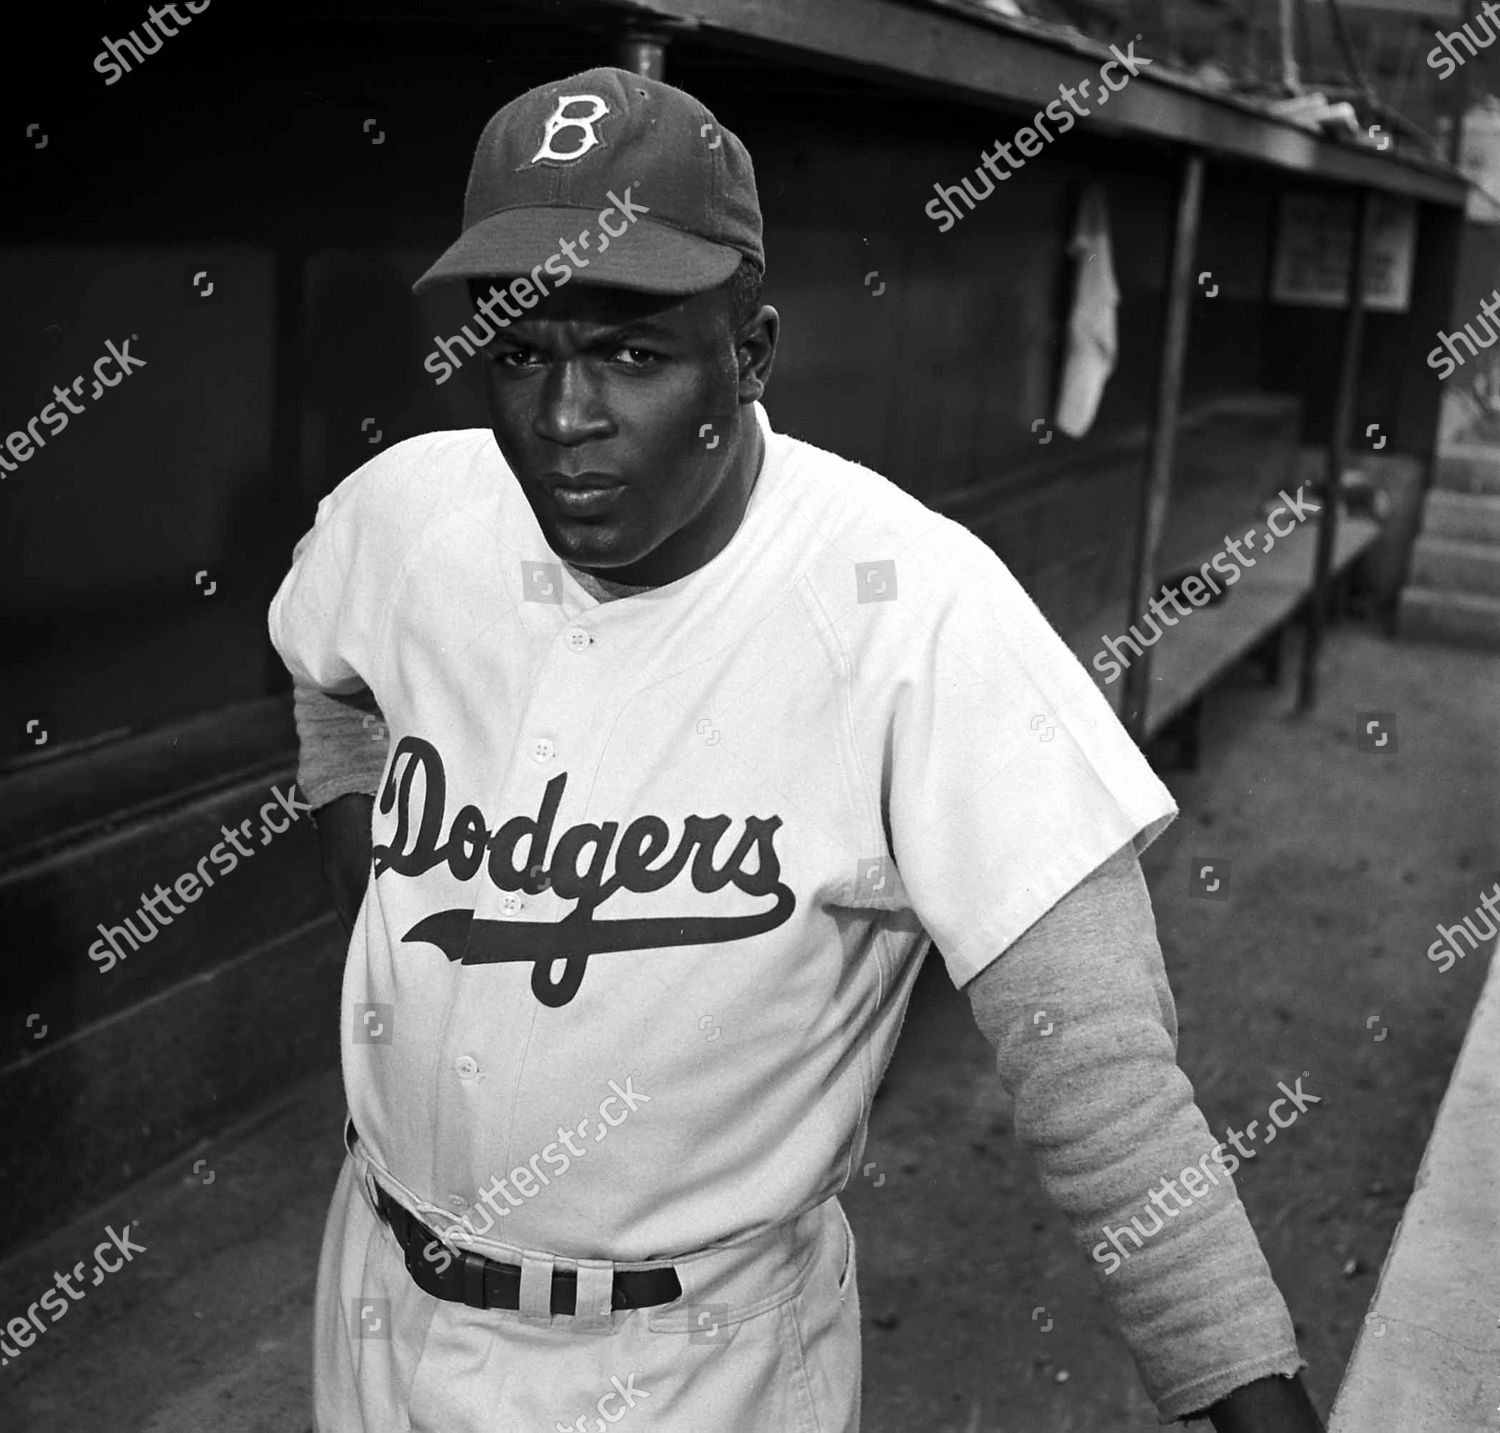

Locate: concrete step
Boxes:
[1408,534,1500,595]
[1398,586,1500,650]
[1422,488,1500,544]
[0,1064,342,1433]
[1329,930,1500,1433]
[0,736,336,1264]
[1436,446,1500,495]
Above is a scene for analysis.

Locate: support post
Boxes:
[1121,152,1205,742]
[1447,0,1473,168]
[1401,201,1469,635]
[1299,186,1373,710]
[619,29,669,79]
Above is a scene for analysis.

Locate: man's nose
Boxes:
[533,361,612,446]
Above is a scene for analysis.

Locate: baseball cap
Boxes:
[412,66,763,296]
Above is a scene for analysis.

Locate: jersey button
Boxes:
[454,1055,479,1080]
[529,738,556,764]
[447,1194,469,1213]
[564,626,591,652]
[499,894,522,917]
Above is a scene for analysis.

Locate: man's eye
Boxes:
[485,346,658,369]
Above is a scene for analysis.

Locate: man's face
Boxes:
[471,278,765,587]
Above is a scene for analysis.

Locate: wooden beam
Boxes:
[1299,187,1374,710]
[1402,200,1468,632]
[1123,151,1206,741]
[541,0,1468,206]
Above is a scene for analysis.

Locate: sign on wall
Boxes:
[1270,191,1417,311]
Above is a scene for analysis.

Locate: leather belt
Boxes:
[371,1180,682,1315]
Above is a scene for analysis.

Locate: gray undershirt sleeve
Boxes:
[292,676,390,809]
[963,843,1305,1423]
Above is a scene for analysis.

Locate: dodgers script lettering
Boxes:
[372,737,796,1007]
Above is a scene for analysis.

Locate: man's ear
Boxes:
[737,304,779,406]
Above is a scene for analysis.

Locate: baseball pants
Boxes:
[312,1144,862,1432]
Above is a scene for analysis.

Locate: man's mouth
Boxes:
[545,473,625,516]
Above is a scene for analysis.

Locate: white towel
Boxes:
[1055,182,1120,439]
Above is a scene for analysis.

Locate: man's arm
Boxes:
[293,677,388,934]
[1199,1371,1322,1430]
[963,843,1322,1431]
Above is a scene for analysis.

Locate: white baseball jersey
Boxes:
[268,399,1176,1265]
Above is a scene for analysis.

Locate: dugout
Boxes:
[0,0,1470,1257]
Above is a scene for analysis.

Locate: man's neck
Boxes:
[563,561,656,603]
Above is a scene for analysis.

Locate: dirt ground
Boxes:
[846,619,1499,1431]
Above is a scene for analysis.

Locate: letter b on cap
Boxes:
[531,94,609,164]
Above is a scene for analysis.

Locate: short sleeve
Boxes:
[268,481,392,698]
[885,525,1177,987]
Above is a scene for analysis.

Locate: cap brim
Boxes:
[412,208,744,296]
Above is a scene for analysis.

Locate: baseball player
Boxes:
[271,66,1325,1432]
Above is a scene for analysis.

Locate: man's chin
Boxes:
[544,522,646,571]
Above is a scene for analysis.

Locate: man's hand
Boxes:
[314,792,375,935]
[1203,1372,1324,1431]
